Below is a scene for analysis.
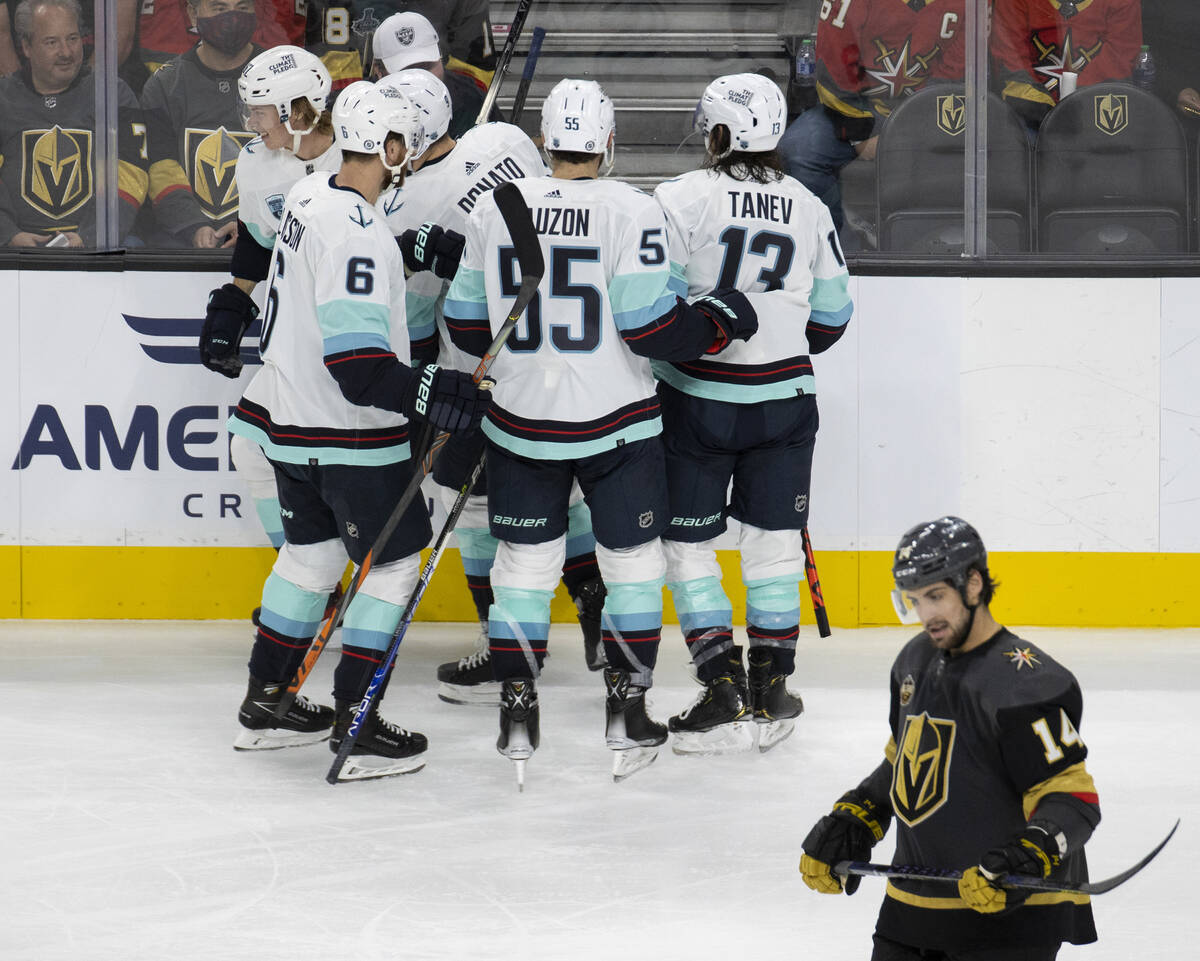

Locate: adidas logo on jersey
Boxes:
[464,161,480,175]
[544,189,562,198]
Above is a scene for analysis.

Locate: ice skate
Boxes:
[604,669,667,782]
[436,622,500,705]
[328,700,427,781]
[574,577,608,671]
[668,673,755,756]
[497,678,540,791]
[233,676,334,751]
[748,650,804,753]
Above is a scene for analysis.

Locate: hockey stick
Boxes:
[509,26,546,125]
[327,448,487,783]
[834,818,1180,896]
[274,181,543,720]
[475,0,535,125]
[801,526,831,638]
[325,181,543,781]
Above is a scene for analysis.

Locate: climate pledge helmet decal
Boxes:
[890,711,956,827]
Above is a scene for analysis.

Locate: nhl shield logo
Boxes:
[935,94,966,136]
[638,511,654,529]
[890,711,956,827]
[22,125,92,219]
[186,126,254,219]
[1094,93,1129,136]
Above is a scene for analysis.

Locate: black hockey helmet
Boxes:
[892,516,987,595]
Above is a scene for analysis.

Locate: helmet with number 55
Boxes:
[541,78,616,171]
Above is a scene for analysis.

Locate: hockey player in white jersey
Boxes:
[226,81,493,780]
[377,69,610,706]
[443,78,760,784]
[200,46,341,555]
[653,74,853,755]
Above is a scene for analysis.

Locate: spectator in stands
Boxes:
[305,0,491,94]
[139,0,260,248]
[0,0,147,246]
[371,10,494,138]
[0,0,145,91]
[992,0,1142,131]
[1139,0,1200,134]
[138,0,301,77]
[776,0,969,234]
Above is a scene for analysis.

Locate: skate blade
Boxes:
[514,757,527,791]
[437,681,501,706]
[670,721,756,757]
[610,746,659,782]
[755,717,797,753]
[233,727,331,751]
[335,755,426,781]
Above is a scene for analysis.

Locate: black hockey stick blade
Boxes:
[476,0,534,125]
[834,818,1180,896]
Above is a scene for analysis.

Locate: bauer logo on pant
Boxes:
[891,712,955,827]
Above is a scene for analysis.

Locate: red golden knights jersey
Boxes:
[992,0,1142,119]
[815,0,969,140]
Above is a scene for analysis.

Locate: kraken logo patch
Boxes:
[1094,93,1128,136]
[185,126,254,219]
[891,711,955,826]
[936,94,966,136]
[22,126,92,219]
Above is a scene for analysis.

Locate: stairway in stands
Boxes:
[489,0,812,189]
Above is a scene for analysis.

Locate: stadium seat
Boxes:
[1036,82,1189,254]
[875,85,1032,253]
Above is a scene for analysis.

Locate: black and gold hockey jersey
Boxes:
[141,46,258,242]
[869,627,1100,952]
[0,68,147,245]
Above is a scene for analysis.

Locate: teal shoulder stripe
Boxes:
[443,295,490,321]
[245,219,274,250]
[668,261,688,298]
[405,290,438,338]
[445,266,487,306]
[811,301,852,329]
[811,273,851,313]
[609,270,674,331]
[317,298,390,340]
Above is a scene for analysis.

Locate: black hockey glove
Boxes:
[958,821,1063,915]
[400,363,493,434]
[201,283,259,378]
[691,288,758,354]
[800,790,892,895]
[398,222,466,280]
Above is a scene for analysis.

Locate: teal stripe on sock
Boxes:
[667,576,732,633]
[259,572,327,637]
[490,587,553,641]
[341,593,404,652]
[254,496,285,549]
[566,500,596,556]
[746,575,801,628]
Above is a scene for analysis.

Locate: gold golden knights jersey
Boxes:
[875,627,1100,952]
[0,68,147,245]
[140,46,258,241]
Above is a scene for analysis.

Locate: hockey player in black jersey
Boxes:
[801,517,1102,960]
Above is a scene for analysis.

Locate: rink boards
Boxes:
[2,269,1199,625]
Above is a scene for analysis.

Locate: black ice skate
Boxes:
[573,577,608,671]
[668,673,755,756]
[234,676,334,751]
[328,700,428,781]
[604,669,667,782]
[436,622,500,705]
[747,649,804,753]
[497,678,540,791]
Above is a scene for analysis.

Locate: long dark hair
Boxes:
[701,126,785,184]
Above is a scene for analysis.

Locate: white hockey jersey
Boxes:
[234,136,342,251]
[228,172,414,467]
[653,168,853,404]
[376,122,544,370]
[443,175,680,461]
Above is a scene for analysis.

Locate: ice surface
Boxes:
[1,622,1195,960]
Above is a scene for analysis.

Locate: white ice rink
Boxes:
[2,621,1196,961]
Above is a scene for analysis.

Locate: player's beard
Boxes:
[381,167,405,192]
[926,605,973,651]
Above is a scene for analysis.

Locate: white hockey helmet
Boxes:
[540,78,615,169]
[378,68,453,147]
[238,45,332,147]
[333,80,427,174]
[694,73,786,156]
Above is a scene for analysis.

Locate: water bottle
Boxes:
[795,37,817,89]
[1133,44,1156,92]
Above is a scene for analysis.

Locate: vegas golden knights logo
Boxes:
[891,712,956,826]
[936,95,966,137]
[21,126,92,219]
[1094,93,1129,136]
[185,126,254,219]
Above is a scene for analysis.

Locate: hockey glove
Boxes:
[692,289,758,354]
[958,821,1063,915]
[400,363,493,434]
[800,790,891,895]
[399,222,466,280]
[201,283,259,378]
